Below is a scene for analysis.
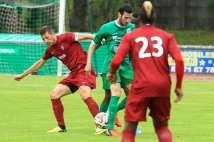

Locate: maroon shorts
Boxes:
[58,67,96,93]
[124,93,171,122]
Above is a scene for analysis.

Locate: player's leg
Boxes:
[153,119,172,142]
[99,89,111,112]
[115,70,132,128]
[150,97,172,142]
[101,73,121,125]
[117,69,133,112]
[121,94,148,141]
[117,85,129,112]
[121,121,138,142]
[100,74,111,112]
[106,81,121,137]
[47,84,72,132]
[78,85,99,118]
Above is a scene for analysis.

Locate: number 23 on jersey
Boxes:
[135,36,164,58]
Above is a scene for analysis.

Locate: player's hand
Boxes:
[13,74,24,81]
[106,72,116,83]
[84,64,92,77]
[174,88,183,103]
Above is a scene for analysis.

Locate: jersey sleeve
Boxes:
[64,32,76,42]
[167,34,184,89]
[110,54,124,73]
[42,47,53,60]
[173,53,184,89]
[168,34,181,56]
[116,33,131,58]
[93,25,106,45]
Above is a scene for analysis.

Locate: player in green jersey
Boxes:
[85,3,134,137]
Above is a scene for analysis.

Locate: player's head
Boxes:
[131,12,140,28]
[39,26,57,46]
[117,3,133,26]
[139,1,156,24]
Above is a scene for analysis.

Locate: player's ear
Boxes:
[118,12,121,18]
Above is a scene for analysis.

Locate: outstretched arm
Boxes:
[77,33,95,41]
[13,58,47,81]
[172,52,184,103]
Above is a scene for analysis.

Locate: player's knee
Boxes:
[153,119,168,128]
[110,85,121,96]
[79,91,90,100]
[50,91,61,99]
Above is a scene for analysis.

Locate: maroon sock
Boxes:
[155,126,172,142]
[84,97,99,117]
[121,129,135,142]
[51,99,65,126]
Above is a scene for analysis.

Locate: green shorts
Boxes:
[102,69,133,90]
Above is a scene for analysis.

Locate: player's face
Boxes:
[131,17,140,28]
[41,32,56,46]
[118,12,132,26]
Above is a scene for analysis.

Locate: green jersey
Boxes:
[93,20,135,73]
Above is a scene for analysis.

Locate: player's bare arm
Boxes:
[77,33,95,41]
[13,58,47,81]
[85,42,101,77]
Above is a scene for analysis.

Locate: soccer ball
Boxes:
[94,112,108,129]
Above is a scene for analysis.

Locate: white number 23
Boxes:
[135,36,163,58]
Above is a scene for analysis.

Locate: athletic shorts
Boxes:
[124,94,171,122]
[102,69,133,90]
[59,66,96,93]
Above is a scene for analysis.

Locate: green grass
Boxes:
[165,30,214,45]
[0,75,213,142]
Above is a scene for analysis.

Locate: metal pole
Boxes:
[86,0,99,77]
[57,0,66,76]
[181,0,185,29]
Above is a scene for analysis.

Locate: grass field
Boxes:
[0,75,213,142]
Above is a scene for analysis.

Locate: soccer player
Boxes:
[107,1,184,142]
[85,4,135,136]
[130,11,143,135]
[13,26,100,133]
[131,12,140,28]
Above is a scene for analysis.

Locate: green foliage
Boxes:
[166,30,214,45]
[65,0,74,32]
[0,1,59,33]
[67,0,144,31]
[209,0,214,10]
[14,0,59,6]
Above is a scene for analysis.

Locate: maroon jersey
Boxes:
[42,33,86,71]
[117,25,181,97]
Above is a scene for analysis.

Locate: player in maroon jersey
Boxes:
[13,26,100,132]
[107,1,184,142]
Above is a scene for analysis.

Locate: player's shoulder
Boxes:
[127,22,135,28]
[154,27,174,39]
[101,21,115,28]
[57,32,73,38]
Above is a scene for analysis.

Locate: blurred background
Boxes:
[1,0,214,33]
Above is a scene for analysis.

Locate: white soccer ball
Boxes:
[94,112,108,129]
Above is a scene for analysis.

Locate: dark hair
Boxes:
[132,12,139,18]
[139,1,156,24]
[39,26,54,35]
[118,3,133,15]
